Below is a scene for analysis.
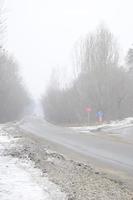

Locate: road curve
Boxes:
[20,117,133,177]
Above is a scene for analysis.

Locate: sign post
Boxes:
[85,107,92,125]
[96,111,104,123]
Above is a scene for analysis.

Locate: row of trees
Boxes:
[42,25,133,125]
[0,5,31,123]
[0,49,31,122]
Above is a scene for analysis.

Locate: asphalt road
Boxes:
[20,117,133,178]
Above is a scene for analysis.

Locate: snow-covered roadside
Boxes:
[71,117,133,133]
[0,125,67,200]
[1,122,133,200]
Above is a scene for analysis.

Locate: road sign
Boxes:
[96,111,104,122]
[85,107,92,113]
[85,107,92,125]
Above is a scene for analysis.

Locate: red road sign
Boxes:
[85,107,92,112]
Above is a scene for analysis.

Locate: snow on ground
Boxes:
[71,117,133,133]
[1,121,133,200]
[0,125,67,200]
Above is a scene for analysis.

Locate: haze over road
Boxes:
[20,117,133,178]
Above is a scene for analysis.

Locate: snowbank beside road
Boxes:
[0,125,66,200]
[71,117,133,133]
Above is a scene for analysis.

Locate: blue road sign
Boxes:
[96,111,104,118]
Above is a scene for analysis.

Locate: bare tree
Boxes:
[0,51,31,122]
[42,25,133,125]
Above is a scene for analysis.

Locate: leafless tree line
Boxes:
[42,25,133,125]
[0,5,31,123]
[0,50,31,122]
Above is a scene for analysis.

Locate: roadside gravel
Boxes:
[3,122,133,200]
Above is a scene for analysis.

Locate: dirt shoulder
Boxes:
[3,123,133,200]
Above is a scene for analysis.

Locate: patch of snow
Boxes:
[47,157,55,162]
[0,127,67,200]
[45,149,57,154]
[0,156,46,200]
[71,117,133,133]
[0,156,67,200]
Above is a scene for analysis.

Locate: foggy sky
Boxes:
[5,0,133,98]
